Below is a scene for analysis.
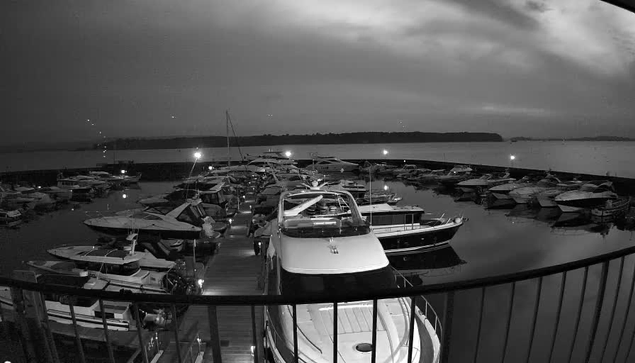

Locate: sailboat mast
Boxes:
[226,110,231,167]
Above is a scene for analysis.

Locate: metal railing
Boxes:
[3,244,635,363]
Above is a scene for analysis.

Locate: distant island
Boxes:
[90,132,504,150]
[510,136,635,142]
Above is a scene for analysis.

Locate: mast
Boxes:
[226,110,231,167]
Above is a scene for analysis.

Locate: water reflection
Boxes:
[389,245,466,282]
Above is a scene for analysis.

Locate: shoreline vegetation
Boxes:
[88,132,504,151]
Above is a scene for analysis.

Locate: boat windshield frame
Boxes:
[279,190,370,238]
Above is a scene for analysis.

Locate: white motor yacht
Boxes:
[263,186,440,363]
[555,181,618,213]
[84,199,215,239]
[305,156,360,173]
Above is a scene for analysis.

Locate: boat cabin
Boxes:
[70,249,142,276]
[359,204,425,226]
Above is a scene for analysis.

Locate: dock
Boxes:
[158,208,264,363]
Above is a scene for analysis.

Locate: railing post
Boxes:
[133,303,150,363]
[9,286,38,363]
[98,299,116,363]
[526,276,543,363]
[371,299,378,363]
[548,272,567,363]
[599,256,625,360]
[333,302,338,363]
[38,293,60,363]
[251,305,260,363]
[567,266,589,363]
[614,256,635,363]
[584,261,610,363]
[500,282,516,363]
[473,287,486,363]
[407,296,417,363]
[67,298,87,363]
[292,304,299,363]
[208,305,223,363]
[441,291,455,363]
[172,304,183,363]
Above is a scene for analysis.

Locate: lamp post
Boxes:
[285,150,292,158]
[510,154,516,168]
[189,151,202,178]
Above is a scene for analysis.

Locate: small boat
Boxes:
[305,156,360,173]
[413,169,446,184]
[13,186,56,210]
[488,174,542,200]
[263,187,441,363]
[392,164,420,176]
[84,199,215,239]
[358,203,466,255]
[39,186,72,203]
[437,165,473,187]
[591,197,631,218]
[356,189,402,206]
[47,244,176,272]
[555,182,618,213]
[0,274,142,331]
[0,209,22,227]
[508,175,561,204]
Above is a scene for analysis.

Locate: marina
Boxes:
[2,152,635,363]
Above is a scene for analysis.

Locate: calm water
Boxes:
[2,178,635,362]
[2,141,635,178]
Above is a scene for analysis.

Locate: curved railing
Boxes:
[1,243,635,363]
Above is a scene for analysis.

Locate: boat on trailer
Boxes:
[263,186,441,363]
[358,203,466,255]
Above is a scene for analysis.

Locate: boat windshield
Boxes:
[280,191,370,237]
[280,266,396,296]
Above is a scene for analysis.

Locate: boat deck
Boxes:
[159,210,264,363]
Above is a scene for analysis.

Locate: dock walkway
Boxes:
[159,211,264,363]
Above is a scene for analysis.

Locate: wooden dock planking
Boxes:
[163,212,265,363]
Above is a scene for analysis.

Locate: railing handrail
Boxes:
[4,243,635,306]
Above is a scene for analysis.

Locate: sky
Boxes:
[2,0,635,144]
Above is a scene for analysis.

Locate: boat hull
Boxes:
[373,220,464,255]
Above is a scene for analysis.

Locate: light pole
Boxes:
[510,154,516,168]
[285,150,292,158]
[189,151,202,178]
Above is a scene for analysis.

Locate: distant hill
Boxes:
[89,132,504,150]
[510,136,635,142]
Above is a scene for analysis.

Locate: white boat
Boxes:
[39,186,72,202]
[263,187,440,363]
[14,186,56,210]
[0,274,139,331]
[358,203,466,255]
[25,251,171,294]
[0,209,22,227]
[392,164,420,176]
[305,156,359,173]
[84,199,215,239]
[47,245,176,271]
[508,175,562,204]
[591,197,631,218]
[555,182,618,213]
[437,165,473,186]
[140,183,230,218]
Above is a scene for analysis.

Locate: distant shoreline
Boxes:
[85,132,504,151]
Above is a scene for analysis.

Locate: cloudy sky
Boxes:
[3,0,635,144]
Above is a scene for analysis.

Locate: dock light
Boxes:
[383,185,389,191]
[194,151,202,160]
[208,166,213,171]
[382,149,388,156]
[122,193,127,199]
[285,150,292,158]
[197,279,204,289]
[120,169,127,174]
[510,155,516,161]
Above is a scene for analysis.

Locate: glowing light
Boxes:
[285,150,292,158]
[382,149,388,156]
[510,155,516,161]
[383,185,389,191]
[122,194,128,199]
[120,169,126,174]
[197,279,204,289]
[194,151,202,160]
